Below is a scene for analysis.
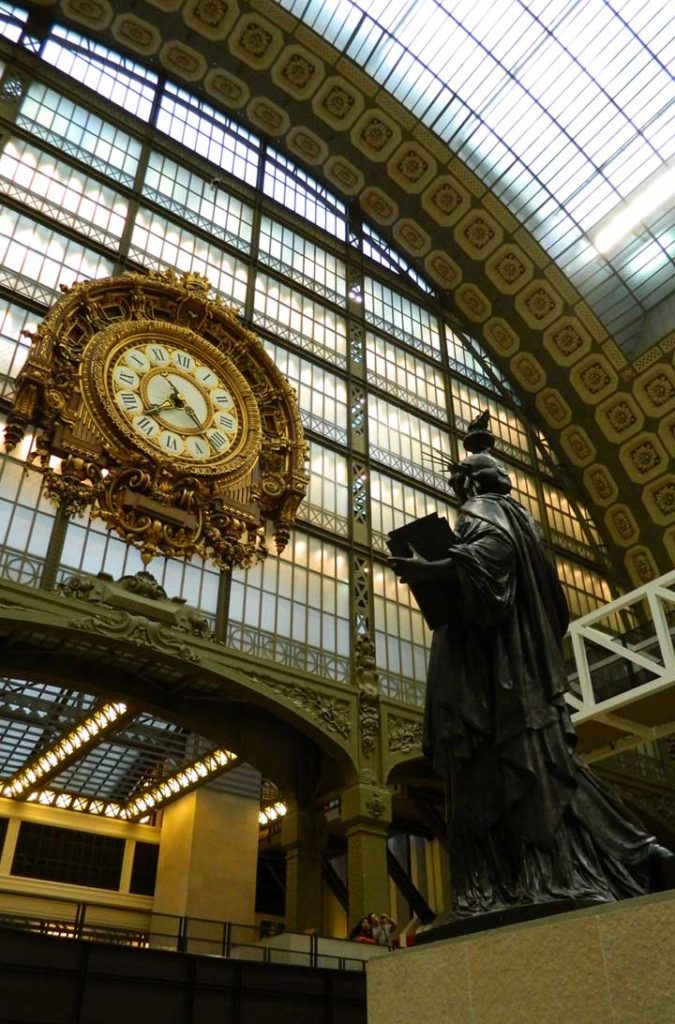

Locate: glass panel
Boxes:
[543,483,602,562]
[363,277,440,356]
[253,272,347,367]
[143,151,254,253]
[300,441,349,536]
[0,299,41,400]
[17,82,142,187]
[555,556,614,620]
[368,394,452,491]
[507,466,541,522]
[0,137,129,249]
[370,470,455,554]
[263,149,347,241]
[262,339,348,445]
[446,325,511,395]
[373,559,430,704]
[450,380,532,464]
[228,531,350,682]
[365,331,446,418]
[278,0,675,358]
[0,420,57,588]
[157,82,259,188]
[362,223,433,294]
[0,208,115,306]
[42,25,157,120]
[0,2,26,43]
[259,215,347,305]
[129,208,248,310]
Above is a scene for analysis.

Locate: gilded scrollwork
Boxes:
[4,270,308,570]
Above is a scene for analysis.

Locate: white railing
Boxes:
[567,569,675,761]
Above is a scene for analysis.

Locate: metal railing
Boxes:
[0,886,374,970]
[566,570,675,760]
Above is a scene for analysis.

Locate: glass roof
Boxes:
[0,679,223,807]
[279,0,675,358]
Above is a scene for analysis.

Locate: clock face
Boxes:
[109,341,240,464]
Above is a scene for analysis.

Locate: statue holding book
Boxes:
[388,413,674,916]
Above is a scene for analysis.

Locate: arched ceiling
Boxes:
[277,0,675,363]
[5,0,675,582]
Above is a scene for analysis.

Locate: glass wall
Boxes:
[0,22,613,699]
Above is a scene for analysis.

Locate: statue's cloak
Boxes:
[423,494,653,908]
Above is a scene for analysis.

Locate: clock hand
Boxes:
[160,371,181,399]
[182,403,204,430]
[143,398,174,415]
[159,372,203,429]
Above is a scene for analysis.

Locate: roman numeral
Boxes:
[135,416,155,436]
[119,392,141,410]
[209,431,227,451]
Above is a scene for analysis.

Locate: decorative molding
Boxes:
[68,609,201,662]
[388,716,423,753]
[251,675,351,739]
[365,793,386,819]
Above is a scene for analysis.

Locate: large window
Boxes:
[17,83,142,186]
[373,562,429,705]
[253,273,347,366]
[143,152,254,253]
[129,208,248,308]
[228,531,351,682]
[0,27,613,700]
[0,137,129,248]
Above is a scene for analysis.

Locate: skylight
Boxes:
[278,0,675,358]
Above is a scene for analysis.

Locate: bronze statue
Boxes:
[389,414,674,916]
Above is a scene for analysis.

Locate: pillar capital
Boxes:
[341,781,392,831]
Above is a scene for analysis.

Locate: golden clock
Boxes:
[5,270,308,569]
[81,320,261,483]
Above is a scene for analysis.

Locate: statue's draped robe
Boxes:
[425,494,654,914]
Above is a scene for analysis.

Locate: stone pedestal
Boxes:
[367,890,675,1024]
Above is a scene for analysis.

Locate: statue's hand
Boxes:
[388,547,435,583]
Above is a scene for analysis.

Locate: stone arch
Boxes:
[0,588,359,799]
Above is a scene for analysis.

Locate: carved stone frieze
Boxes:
[58,570,213,638]
[251,675,351,739]
[365,793,386,819]
[388,716,423,753]
[359,695,379,757]
[68,609,201,662]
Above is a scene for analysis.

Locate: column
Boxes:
[341,783,392,929]
[281,807,326,934]
[153,781,260,926]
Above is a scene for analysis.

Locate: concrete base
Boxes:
[367,889,675,1024]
